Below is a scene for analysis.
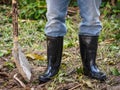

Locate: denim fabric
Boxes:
[45,0,102,37]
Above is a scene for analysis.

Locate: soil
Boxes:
[0,48,120,90]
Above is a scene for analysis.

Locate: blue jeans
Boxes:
[45,0,102,37]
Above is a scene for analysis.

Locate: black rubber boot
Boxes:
[79,35,106,81]
[39,36,63,83]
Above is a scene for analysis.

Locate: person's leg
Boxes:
[77,0,106,81]
[45,0,70,37]
[39,0,70,83]
[78,0,102,36]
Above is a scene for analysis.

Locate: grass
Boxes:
[0,5,120,89]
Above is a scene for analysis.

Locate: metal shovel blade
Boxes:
[13,45,32,82]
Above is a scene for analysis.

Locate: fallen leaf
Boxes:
[82,80,93,89]
[26,53,46,60]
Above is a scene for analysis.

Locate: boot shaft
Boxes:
[79,35,98,70]
[47,36,63,69]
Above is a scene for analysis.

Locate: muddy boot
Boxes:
[79,35,106,81]
[39,36,63,83]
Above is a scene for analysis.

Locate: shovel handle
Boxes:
[12,0,18,37]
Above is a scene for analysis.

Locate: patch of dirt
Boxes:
[0,48,120,90]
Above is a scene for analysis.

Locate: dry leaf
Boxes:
[82,80,93,89]
[26,53,46,60]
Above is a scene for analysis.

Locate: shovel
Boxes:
[12,0,32,82]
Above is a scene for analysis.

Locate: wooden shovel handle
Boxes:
[12,0,18,37]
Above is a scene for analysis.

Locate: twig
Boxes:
[69,84,81,90]
[1,57,9,61]
[13,73,26,88]
[37,82,48,89]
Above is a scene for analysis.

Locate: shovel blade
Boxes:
[13,45,32,82]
